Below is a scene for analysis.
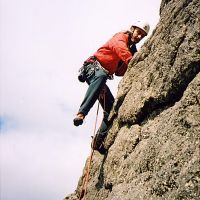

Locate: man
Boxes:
[73,22,150,153]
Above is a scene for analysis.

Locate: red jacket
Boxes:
[94,32,133,76]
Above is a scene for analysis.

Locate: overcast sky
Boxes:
[0,0,161,199]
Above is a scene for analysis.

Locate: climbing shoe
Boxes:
[92,134,107,154]
[73,113,85,126]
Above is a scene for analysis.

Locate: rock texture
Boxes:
[65,0,200,199]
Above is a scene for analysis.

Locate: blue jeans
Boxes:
[78,62,114,137]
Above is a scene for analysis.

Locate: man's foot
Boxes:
[92,134,107,154]
[73,113,85,126]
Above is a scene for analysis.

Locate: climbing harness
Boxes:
[79,89,106,200]
[78,56,113,83]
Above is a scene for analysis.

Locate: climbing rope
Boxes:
[79,88,106,200]
[79,102,100,200]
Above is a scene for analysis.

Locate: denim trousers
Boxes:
[78,62,114,138]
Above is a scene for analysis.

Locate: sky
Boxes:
[0,0,161,199]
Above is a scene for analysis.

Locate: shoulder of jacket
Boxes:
[113,31,129,39]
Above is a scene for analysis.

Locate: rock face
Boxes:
[65,0,200,199]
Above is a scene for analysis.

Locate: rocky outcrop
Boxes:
[65,0,200,199]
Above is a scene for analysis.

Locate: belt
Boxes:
[85,56,110,74]
[84,56,113,79]
[94,60,110,75]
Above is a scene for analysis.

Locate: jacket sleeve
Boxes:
[115,61,128,76]
[108,33,133,64]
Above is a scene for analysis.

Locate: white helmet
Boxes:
[131,21,150,35]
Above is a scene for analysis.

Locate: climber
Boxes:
[73,21,150,154]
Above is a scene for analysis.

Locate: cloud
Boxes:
[0,129,92,200]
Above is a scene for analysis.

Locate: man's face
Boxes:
[131,27,146,44]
